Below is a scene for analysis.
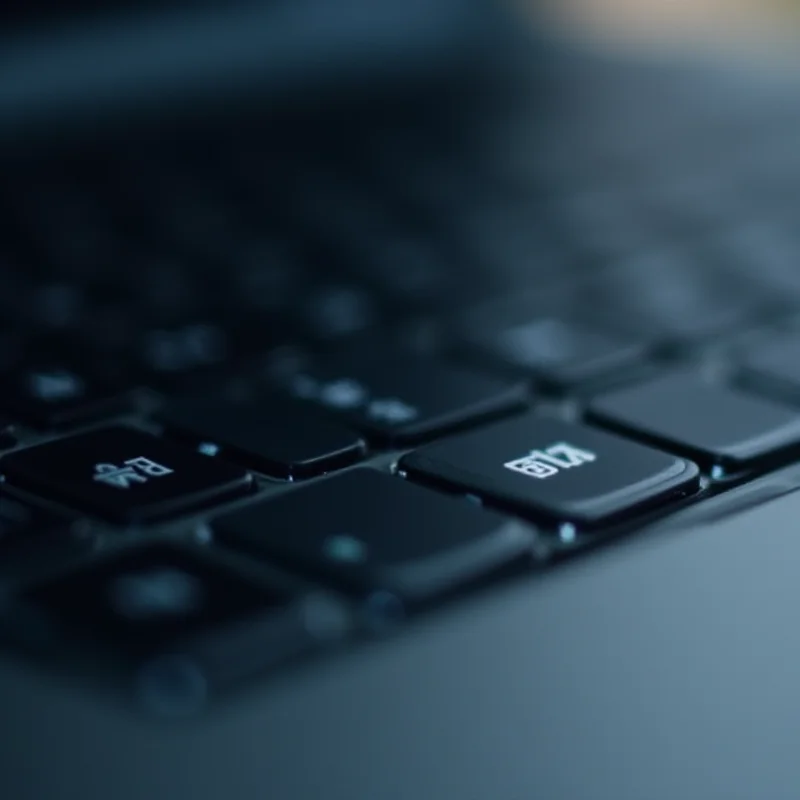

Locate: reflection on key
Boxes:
[589,372,800,472]
[401,414,700,529]
[1,426,253,523]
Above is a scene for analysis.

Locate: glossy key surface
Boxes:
[589,373,800,472]
[0,426,253,523]
[215,470,536,604]
[402,415,699,528]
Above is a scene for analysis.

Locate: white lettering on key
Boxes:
[124,457,174,477]
[93,457,174,489]
[531,443,597,470]
[504,443,597,480]
[504,458,559,479]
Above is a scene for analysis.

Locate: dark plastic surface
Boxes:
[403,415,700,527]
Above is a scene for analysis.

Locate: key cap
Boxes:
[739,333,800,405]
[214,470,536,608]
[0,426,253,523]
[401,415,699,529]
[464,316,646,390]
[160,396,365,480]
[13,544,347,715]
[281,353,528,445]
[0,364,125,429]
[588,372,800,473]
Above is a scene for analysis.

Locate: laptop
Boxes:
[3,3,800,799]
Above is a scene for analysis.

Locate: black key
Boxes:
[588,373,800,473]
[14,544,345,714]
[215,470,535,607]
[401,415,699,529]
[0,365,125,429]
[160,397,365,480]
[465,316,646,390]
[0,426,253,523]
[281,352,527,445]
[739,333,800,404]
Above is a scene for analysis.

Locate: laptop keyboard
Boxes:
[3,49,800,714]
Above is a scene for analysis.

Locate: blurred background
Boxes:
[1,0,799,398]
[538,0,800,49]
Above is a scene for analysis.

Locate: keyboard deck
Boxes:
[3,45,800,715]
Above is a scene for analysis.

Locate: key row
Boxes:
[1,461,682,717]
[6,367,800,526]
[9,365,800,715]
[8,541,350,717]
[0,377,787,531]
[2,320,800,442]
[0,351,527,437]
[0,401,757,717]
[0,414,692,530]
